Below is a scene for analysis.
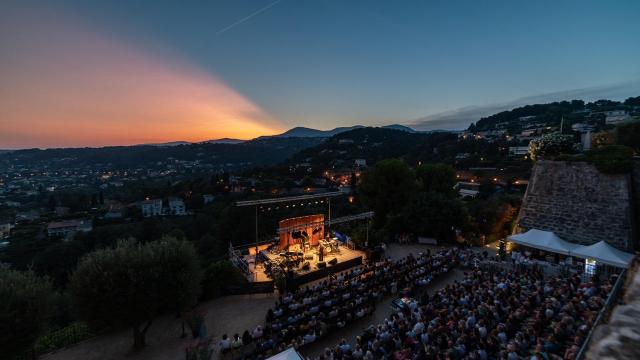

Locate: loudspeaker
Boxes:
[328,258,338,266]
[317,261,326,269]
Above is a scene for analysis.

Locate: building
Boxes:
[508,146,530,156]
[140,199,163,217]
[15,210,40,222]
[515,160,637,251]
[104,208,123,219]
[0,222,13,239]
[454,182,481,199]
[571,123,595,133]
[605,110,630,125]
[5,201,21,208]
[47,219,92,240]
[54,206,70,216]
[519,115,536,122]
[203,194,215,204]
[354,159,367,167]
[168,198,187,216]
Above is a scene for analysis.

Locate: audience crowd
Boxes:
[316,266,613,360]
[218,247,613,360]
[220,248,471,359]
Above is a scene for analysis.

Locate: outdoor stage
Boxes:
[232,194,373,289]
[248,243,366,284]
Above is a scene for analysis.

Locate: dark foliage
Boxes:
[586,145,634,174]
[70,238,201,349]
[0,269,53,358]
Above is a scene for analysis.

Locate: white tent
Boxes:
[508,229,581,256]
[267,348,304,360]
[571,241,635,268]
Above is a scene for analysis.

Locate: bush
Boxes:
[33,322,92,355]
[528,133,577,160]
[616,120,640,153]
[201,260,246,299]
[586,145,634,174]
[0,269,53,358]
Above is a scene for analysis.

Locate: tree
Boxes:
[415,163,456,196]
[467,197,517,242]
[358,159,416,228]
[0,268,53,358]
[401,192,467,241]
[201,260,246,299]
[300,176,315,188]
[528,133,577,160]
[623,96,640,106]
[70,237,201,349]
[616,121,640,153]
[586,145,634,174]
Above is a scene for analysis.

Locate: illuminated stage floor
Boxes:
[248,245,366,283]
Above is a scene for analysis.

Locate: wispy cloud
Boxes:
[217,0,282,35]
[0,5,283,149]
[410,81,640,131]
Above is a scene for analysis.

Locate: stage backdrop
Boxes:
[278,214,324,250]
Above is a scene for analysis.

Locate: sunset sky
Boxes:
[1,0,639,149]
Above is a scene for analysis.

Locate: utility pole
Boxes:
[255,205,259,254]
[327,197,331,237]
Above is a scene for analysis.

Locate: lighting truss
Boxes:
[276,211,374,233]
[236,191,344,207]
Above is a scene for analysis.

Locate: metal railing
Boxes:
[575,268,627,360]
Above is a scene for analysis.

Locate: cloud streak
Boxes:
[0,6,282,149]
[217,0,282,35]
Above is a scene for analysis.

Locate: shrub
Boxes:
[0,269,53,358]
[201,260,246,299]
[528,133,577,160]
[586,145,634,174]
[33,322,92,355]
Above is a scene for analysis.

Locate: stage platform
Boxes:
[247,245,366,285]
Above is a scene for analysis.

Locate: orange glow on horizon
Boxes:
[0,6,283,149]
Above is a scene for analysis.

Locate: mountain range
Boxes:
[142,124,417,147]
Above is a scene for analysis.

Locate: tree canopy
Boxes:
[528,133,577,161]
[415,163,456,196]
[358,159,416,228]
[70,237,201,349]
[0,268,53,358]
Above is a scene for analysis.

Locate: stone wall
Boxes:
[517,160,634,250]
[586,264,640,360]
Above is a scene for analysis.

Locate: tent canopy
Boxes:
[508,229,581,256]
[267,348,304,360]
[571,241,635,268]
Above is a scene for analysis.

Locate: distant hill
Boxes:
[381,124,416,133]
[201,138,245,144]
[285,127,453,170]
[0,137,324,169]
[142,138,246,146]
[260,124,417,139]
[470,96,639,133]
[260,126,365,139]
[143,141,192,147]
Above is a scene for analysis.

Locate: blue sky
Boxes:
[2,0,640,147]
